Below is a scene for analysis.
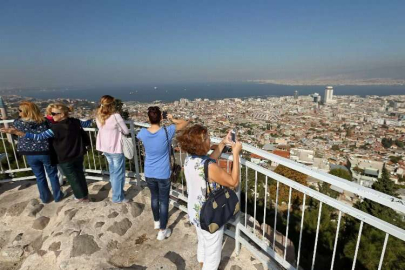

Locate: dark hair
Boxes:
[148,106,161,124]
[177,124,210,155]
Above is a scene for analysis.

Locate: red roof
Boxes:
[273,150,290,159]
[250,153,265,159]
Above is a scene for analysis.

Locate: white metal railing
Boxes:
[1,119,405,270]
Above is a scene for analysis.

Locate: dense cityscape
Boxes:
[2,86,405,194]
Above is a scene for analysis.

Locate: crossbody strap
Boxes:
[204,158,217,198]
[113,114,125,135]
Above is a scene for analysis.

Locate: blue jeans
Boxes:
[104,153,126,203]
[146,177,171,229]
[26,155,63,203]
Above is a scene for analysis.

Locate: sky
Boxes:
[0,0,404,87]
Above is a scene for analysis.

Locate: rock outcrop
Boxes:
[0,180,263,270]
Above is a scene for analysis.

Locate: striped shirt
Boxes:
[24,120,93,140]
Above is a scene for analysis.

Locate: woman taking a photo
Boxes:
[177,125,242,270]
[95,95,129,203]
[136,106,189,240]
[5,101,64,203]
[2,103,92,202]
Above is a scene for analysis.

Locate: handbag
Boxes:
[163,126,182,182]
[113,114,134,159]
[200,159,240,234]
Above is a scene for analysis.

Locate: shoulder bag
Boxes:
[113,114,134,159]
[163,126,182,182]
[199,158,240,233]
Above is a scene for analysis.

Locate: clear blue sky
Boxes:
[1,0,404,87]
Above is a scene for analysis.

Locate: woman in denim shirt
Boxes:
[137,106,189,240]
[10,101,63,203]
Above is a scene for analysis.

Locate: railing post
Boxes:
[235,223,241,256]
[129,122,141,185]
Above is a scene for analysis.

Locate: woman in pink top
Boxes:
[95,95,130,203]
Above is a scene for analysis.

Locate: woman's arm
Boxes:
[167,114,189,131]
[208,141,242,188]
[0,127,54,140]
[114,114,129,135]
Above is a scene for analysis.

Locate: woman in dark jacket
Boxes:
[11,101,63,203]
[2,103,92,202]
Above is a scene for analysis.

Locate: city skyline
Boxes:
[1,1,405,88]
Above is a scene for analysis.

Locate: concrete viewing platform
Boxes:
[0,180,263,270]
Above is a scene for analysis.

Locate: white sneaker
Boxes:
[157,228,171,241]
[154,221,160,230]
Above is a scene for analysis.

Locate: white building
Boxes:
[324,86,334,104]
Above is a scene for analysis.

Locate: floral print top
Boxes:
[184,155,220,227]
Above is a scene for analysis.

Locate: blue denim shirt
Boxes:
[137,125,176,179]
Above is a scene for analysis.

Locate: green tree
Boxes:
[269,165,308,204]
[343,166,405,269]
[395,140,404,148]
[331,145,340,151]
[389,156,402,164]
[329,168,352,181]
[381,138,393,148]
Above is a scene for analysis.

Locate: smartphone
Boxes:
[231,129,236,143]
[162,111,168,119]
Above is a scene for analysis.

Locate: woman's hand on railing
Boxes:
[0,127,24,137]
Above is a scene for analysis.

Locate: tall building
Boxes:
[0,96,13,143]
[294,90,298,99]
[324,86,334,104]
[312,93,320,103]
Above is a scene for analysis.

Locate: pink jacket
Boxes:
[96,113,129,154]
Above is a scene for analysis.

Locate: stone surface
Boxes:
[121,204,128,214]
[107,211,119,218]
[107,218,132,236]
[37,250,47,257]
[0,181,261,270]
[95,222,105,228]
[28,204,44,217]
[30,235,46,252]
[107,240,118,251]
[48,242,61,251]
[70,234,100,257]
[7,201,29,216]
[130,202,144,218]
[1,246,24,261]
[64,209,78,220]
[254,263,264,270]
[32,216,50,230]
[0,207,6,217]
[230,266,243,270]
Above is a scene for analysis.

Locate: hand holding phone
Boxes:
[162,111,168,119]
[231,129,236,143]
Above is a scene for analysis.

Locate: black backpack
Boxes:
[199,159,240,233]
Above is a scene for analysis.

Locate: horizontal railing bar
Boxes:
[0,176,37,182]
[3,168,32,173]
[238,140,405,214]
[220,153,405,242]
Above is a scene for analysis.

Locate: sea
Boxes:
[3,82,405,103]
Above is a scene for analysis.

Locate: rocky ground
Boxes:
[0,180,264,270]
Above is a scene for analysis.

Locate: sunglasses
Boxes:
[51,112,61,116]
